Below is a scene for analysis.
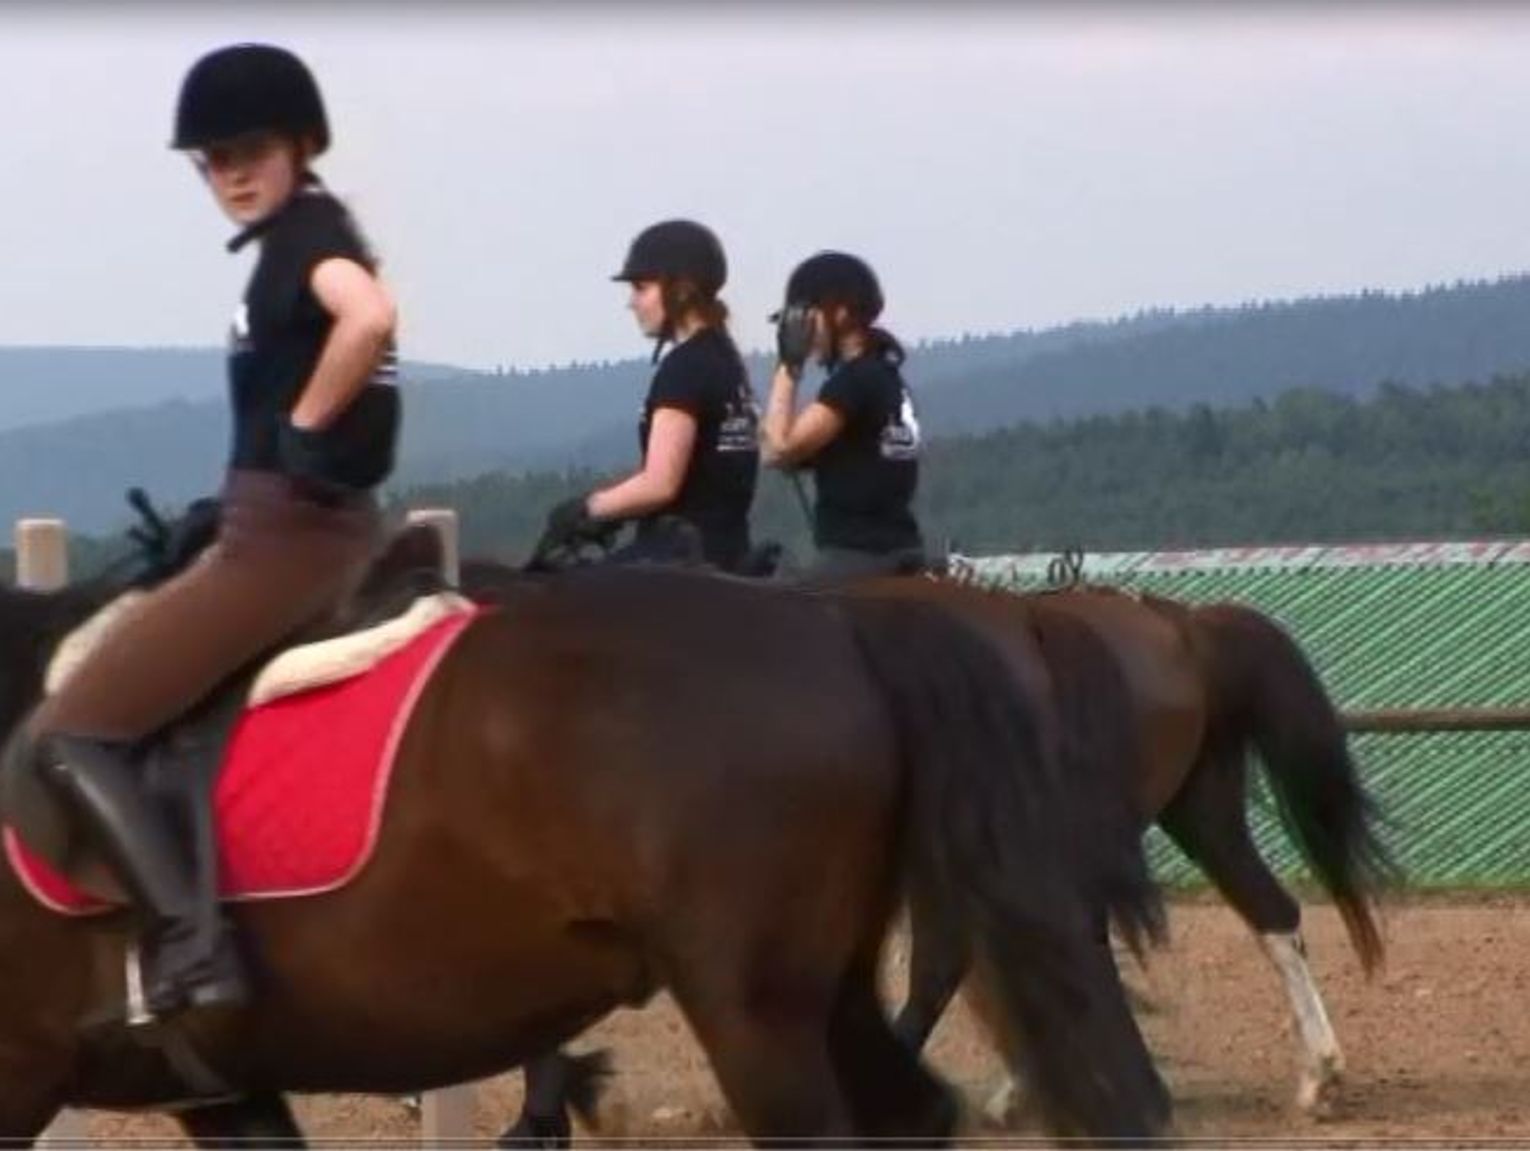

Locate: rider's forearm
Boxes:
[588,470,677,520]
[289,314,393,430]
[760,363,801,464]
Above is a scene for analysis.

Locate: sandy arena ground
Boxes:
[80,894,1530,1146]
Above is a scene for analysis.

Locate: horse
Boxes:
[435,553,1389,1140]
[875,577,1394,1120]
[396,545,1172,1147]
[0,545,1171,1145]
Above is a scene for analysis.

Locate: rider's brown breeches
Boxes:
[29,470,381,743]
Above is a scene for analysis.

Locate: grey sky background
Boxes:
[4,3,1530,371]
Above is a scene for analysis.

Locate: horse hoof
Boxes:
[1296,1059,1343,1118]
[497,1113,572,1149]
[981,1079,1025,1128]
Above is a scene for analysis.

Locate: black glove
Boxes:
[277,422,357,503]
[128,493,223,589]
[164,496,222,571]
[775,305,815,373]
[541,495,615,548]
[277,387,400,499]
[546,495,591,536]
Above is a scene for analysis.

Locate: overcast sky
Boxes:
[4,2,1530,370]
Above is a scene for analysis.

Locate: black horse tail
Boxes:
[1195,601,1395,975]
[841,596,1170,1142]
[1027,601,1168,960]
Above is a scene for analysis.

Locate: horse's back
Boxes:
[860,578,1208,818]
[399,566,904,926]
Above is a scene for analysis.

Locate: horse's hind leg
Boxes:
[668,969,853,1145]
[0,1055,71,1145]
[178,1093,305,1147]
[1160,750,1344,1115]
[0,1101,57,1147]
[960,924,1150,1132]
[498,1054,575,1148]
[893,863,971,1055]
[833,948,958,1147]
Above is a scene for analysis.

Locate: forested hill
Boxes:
[0,347,469,432]
[391,373,1530,566]
[11,371,1530,583]
[916,275,1530,432]
[6,274,1530,531]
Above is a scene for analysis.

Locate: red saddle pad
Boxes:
[5,605,485,914]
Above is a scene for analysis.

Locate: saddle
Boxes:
[0,517,481,1104]
[5,521,468,905]
[530,512,795,581]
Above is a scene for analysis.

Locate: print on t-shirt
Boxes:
[811,356,922,552]
[879,388,921,462]
[717,391,760,454]
[230,302,252,352]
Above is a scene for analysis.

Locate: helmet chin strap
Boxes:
[650,324,672,364]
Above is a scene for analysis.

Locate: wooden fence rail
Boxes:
[1344,706,1530,735]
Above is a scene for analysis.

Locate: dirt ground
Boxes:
[82,894,1530,1146]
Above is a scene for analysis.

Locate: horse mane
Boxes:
[0,579,116,655]
[0,578,120,749]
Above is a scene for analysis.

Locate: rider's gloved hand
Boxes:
[277,387,400,501]
[774,305,815,374]
[278,419,364,503]
[542,495,609,548]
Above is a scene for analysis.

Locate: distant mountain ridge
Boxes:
[0,347,472,433]
[7,274,1530,531]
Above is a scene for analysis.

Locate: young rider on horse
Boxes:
[11,44,400,1021]
[539,220,760,573]
[760,252,926,580]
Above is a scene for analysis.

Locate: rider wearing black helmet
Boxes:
[541,219,760,572]
[761,251,925,579]
[9,43,400,1021]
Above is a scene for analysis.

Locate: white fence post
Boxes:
[421,1085,477,1146]
[404,507,476,1144]
[15,518,69,592]
[405,507,461,588]
[17,518,87,1148]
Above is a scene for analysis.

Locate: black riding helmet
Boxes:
[172,43,330,153]
[612,220,727,295]
[776,251,884,325]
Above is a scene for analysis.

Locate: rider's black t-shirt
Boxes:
[638,328,759,570]
[811,354,922,553]
[227,184,400,492]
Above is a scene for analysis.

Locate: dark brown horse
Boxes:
[0,559,1168,1145]
[437,557,1390,1140]
[447,552,1174,1147]
[876,577,1394,1119]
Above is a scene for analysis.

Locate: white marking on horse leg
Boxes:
[981,1077,1015,1127]
[1261,931,1343,1113]
[124,944,150,1027]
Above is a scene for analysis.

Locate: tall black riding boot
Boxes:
[38,733,249,1020]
